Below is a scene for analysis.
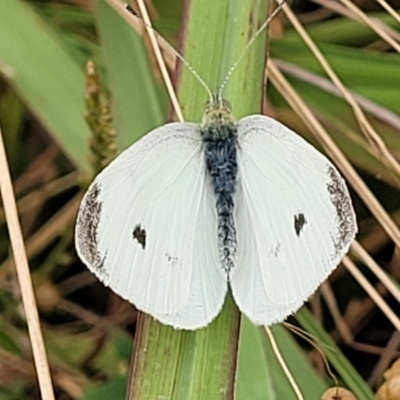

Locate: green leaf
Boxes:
[237,318,328,400]
[93,0,168,150]
[296,308,376,400]
[270,38,400,187]
[127,1,270,399]
[82,375,127,400]
[0,0,91,170]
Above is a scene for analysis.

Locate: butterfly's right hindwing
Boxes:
[75,123,227,329]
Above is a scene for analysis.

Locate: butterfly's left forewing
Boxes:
[231,115,357,325]
[75,123,227,329]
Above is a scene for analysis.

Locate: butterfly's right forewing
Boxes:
[231,115,357,325]
[75,123,227,329]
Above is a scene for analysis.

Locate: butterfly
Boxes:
[75,5,357,330]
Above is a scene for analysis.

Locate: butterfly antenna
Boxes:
[217,0,287,99]
[125,4,214,104]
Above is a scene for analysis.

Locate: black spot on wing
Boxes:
[133,224,146,249]
[294,213,307,236]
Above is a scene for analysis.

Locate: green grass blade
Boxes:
[296,308,376,400]
[237,318,328,400]
[93,0,168,149]
[0,0,91,171]
[129,296,240,400]
[270,38,400,187]
[127,1,269,399]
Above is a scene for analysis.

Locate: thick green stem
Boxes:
[128,1,269,399]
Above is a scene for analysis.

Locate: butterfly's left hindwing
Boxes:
[231,115,357,325]
[75,123,227,329]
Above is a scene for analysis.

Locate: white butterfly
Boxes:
[75,87,357,329]
[75,1,357,329]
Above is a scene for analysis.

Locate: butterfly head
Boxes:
[201,95,236,130]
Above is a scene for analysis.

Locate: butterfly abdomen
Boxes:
[202,123,238,274]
